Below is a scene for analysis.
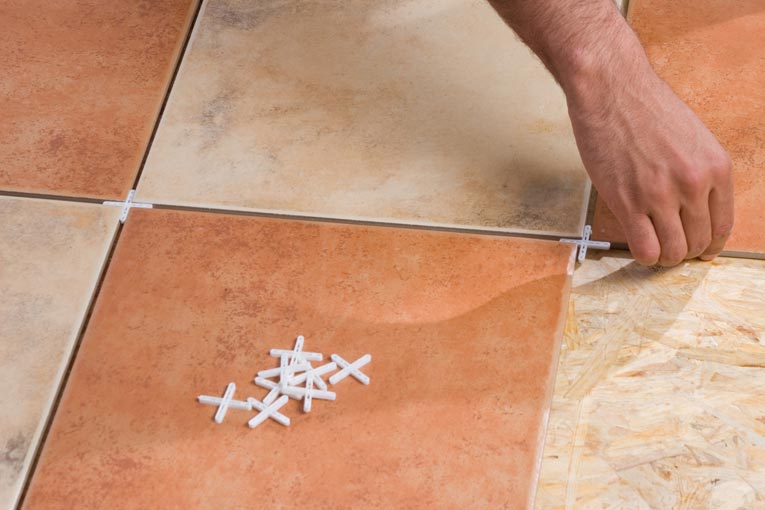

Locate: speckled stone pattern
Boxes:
[0,197,120,510]
[23,209,574,510]
[137,0,590,236]
[592,0,765,255]
[0,0,198,199]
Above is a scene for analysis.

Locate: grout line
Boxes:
[129,0,205,192]
[0,189,104,205]
[16,219,126,509]
[4,188,762,260]
[148,201,571,243]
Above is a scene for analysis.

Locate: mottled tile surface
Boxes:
[593,0,765,255]
[535,254,765,509]
[137,0,590,236]
[0,0,198,199]
[0,197,120,509]
[24,209,574,509]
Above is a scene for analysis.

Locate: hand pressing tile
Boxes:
[592,0,765,256]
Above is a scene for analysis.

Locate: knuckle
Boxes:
[677,169,706,195]
[661,246,687,267]
[631,243,660,266]
[647,182,673,203]
[688,236,712,257]
[710,150,733,177]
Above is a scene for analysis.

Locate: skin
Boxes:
[487,0,734,266]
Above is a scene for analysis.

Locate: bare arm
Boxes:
[488,0,734,266]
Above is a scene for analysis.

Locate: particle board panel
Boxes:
[535,253,765,509]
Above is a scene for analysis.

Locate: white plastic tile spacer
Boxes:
[303,376,314,412]
[197,395,252,412]
[270,349,323,362]
[560,225,610,262]
[290,361,337,390]
[289,335,305,367]
[329,354,371,385]
[254,376,301,400]
[262,386,281,406]
[257,361,310,379]
[280,386,336,401]
[278,353,297,387]
[247,395,290,428]
[102,189,152,224]
[202,382,236,424]
[254,377,280,391]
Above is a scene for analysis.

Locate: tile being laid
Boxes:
[24,208,575,510]
[535,253,765,509]
[0,0,198,199]
[137,0,590,237]
[592,0,765,256]
[0,197,120,510]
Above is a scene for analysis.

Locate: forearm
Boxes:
[486,0,649,99]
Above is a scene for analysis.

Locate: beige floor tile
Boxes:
[0,197,120,509]
[137,0,590,236]
[536,253,765,509]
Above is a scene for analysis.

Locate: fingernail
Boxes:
[699,254,717,261]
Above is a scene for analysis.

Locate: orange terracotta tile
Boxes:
[592,0,765,255]
[0,0,198,199]
[24,209,574,510]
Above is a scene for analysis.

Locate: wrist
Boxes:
[553,14,653,108]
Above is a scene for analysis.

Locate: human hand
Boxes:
[563,42,734,266]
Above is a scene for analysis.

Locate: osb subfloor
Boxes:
[536,253,765,509]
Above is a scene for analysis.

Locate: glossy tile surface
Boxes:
[24,209,574,510]
[0,0,198,199]
[0,197,120,509]
[592,0,765,255]
[535,254,765,509]
[138,0,590,236]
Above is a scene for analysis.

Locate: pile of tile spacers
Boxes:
[197,335,371,429]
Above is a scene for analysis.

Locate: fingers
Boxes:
[651,211,688,267]
[680,199,712,260]
[622,213,661,266]
[700,184,734,261]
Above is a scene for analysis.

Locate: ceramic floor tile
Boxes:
[0,0,198,199]
[592,0,765,255]
[0,197,120,509]
[535,253,765,509]
[137,0,590,237]
[24,208,574,510]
